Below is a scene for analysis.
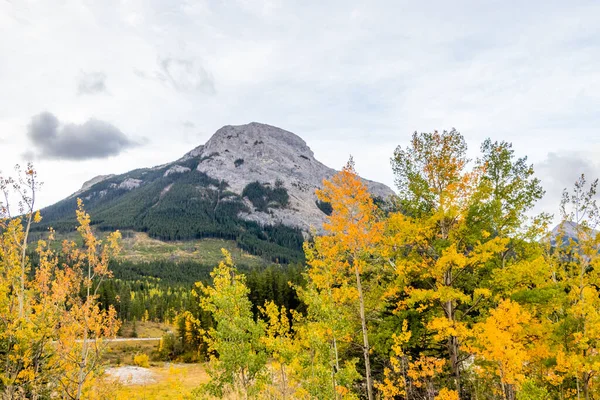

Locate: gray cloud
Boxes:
[77,72,107,95]
[26,112,139,160]
[156,57,215,95]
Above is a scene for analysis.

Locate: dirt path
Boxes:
[105,366,157,385]
[73,337,161,343]
[108,337,161,342]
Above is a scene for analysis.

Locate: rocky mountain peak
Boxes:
[204,122,315,159]
[185,122,394,231]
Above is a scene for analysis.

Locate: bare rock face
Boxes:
[80,174,115,192]
[118,178,143,190]
[182,122,395,231]
[164,165,191,177]
[71,174,115,198]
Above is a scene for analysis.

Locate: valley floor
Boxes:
[106,363,209,399]
[98,322,209,399]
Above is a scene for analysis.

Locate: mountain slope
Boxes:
[37,122,395,262]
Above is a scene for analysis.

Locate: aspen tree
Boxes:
[390,130,508,395]
[312,159,384,400]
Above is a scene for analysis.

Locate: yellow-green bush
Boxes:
[133,353,150,368]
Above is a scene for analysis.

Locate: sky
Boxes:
[1,0,600,221]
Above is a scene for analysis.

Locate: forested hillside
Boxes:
[36,158,305,263]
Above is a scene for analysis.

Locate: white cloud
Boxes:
[0,0,599,211]
[533,151,600,222]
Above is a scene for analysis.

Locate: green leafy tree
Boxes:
[389,130,508,396]
[195,249,268,399]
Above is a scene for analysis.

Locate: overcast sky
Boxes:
[1,0,600,221]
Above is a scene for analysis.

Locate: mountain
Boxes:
[550,221,580,241]
[550,220,598,246]
[37,122,395,262]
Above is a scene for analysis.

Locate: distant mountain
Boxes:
[550,221,579,240]
[549,220,599,246]
[37,122,395,262]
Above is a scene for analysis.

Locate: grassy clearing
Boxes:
[30,230,263,266]
[104,340,159,366]
[105,322,173,365]
[120,232,263,266]
[103,363,211,400]
[119,321,173,339]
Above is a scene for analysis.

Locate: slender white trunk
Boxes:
[354,263,373,400]
[18,206,34,319]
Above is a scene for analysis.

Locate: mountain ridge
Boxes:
[37,122,395,262]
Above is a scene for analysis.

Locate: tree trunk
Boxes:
[444,267,461,396]
[333,336,340,372]
[280,363,288,399]
[18,206,34,319]
[75,315,89,400]
[448,331,461,396]
[582,372,590,400]
[332,335,340,399]
[354,263,373,400]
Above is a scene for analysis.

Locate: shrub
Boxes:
[133,353,150,368]
[157,333,180,361]
[517,381,550,400]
